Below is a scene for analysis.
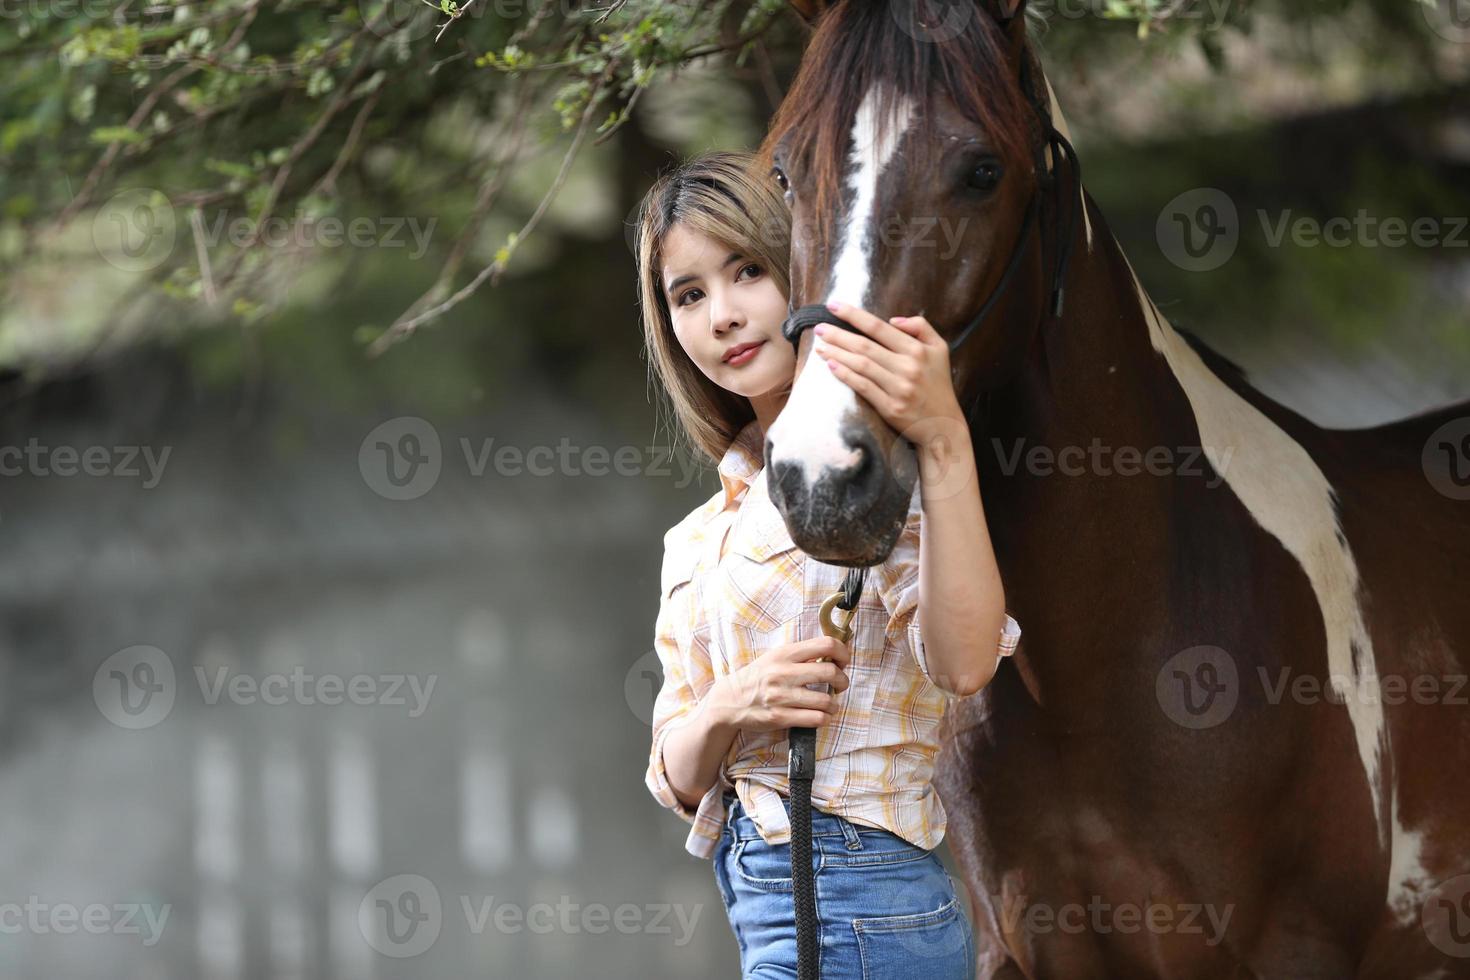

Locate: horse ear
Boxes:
[979,0,1043,112]
[986,0,1030,50]
[786,0,832,24]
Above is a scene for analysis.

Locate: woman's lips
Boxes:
[726,340,766,366]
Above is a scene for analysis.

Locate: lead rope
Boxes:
[790,564,866,980]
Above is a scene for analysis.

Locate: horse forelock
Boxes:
[757,0,1033,266]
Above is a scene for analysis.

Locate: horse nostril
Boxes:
[838,427,889,505]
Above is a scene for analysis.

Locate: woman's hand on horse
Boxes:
[707,636,852,733]
[811,301,967,449]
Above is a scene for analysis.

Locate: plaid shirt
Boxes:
[644,419,1022,859]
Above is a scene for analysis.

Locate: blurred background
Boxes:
[2,0,1469,976]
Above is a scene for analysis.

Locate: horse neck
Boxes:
[977,196,1203,510]
[971,197,1208,707]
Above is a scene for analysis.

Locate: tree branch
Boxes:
[366,61,616,357]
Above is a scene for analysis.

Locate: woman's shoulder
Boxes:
[662,485,726,549]
[658,486,727,596]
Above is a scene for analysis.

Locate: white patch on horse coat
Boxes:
[1120,254,1425,921]
[767,83,916,484]
[1057,28,1435,916]
[1388,798,1433,925]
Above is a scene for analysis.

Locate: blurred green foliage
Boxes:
[0,0,1465,406]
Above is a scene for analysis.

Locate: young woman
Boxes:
[636,150,1021,978]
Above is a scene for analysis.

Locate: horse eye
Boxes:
[966,160,1002,193]
[769,165,789,194]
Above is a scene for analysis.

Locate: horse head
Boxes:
[759,0,1072,565]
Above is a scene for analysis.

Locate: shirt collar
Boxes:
[717,419,765,508]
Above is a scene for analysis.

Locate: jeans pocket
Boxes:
[730,837,794,892]
[853,896,972,980]
[713,832,737,914]
[730,833,826,893]
[713,830,752,965]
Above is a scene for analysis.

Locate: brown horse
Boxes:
[758,1,1470,976]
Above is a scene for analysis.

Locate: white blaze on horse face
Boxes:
[1123,255,1419,915]
[767,83,917,485]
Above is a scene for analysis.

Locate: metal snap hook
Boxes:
[818,590,856,646]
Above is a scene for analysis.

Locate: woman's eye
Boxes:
[966,160,1002,193]
[739,263,762,280]
[677,288,702,307]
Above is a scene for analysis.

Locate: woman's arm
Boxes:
[658,634,853,808]
[659,698,739,812]
[911,426,1009,697]
[646,541,735,821]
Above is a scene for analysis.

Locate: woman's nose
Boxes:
[709,298,743,334]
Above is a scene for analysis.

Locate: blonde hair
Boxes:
[634,150,793,468]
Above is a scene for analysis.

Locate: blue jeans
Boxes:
[711,789,975,979]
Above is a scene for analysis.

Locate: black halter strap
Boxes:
[779,125,1081,361]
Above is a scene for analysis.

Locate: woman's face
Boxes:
[660,222,796,400]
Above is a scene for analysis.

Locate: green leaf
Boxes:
[307,67,335,98]
[204,157,258,182]
[89,125,146,145]
[70,84,97,123]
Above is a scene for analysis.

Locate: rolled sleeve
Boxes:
[646,711,700,823]
[905,611,1023,698]
[998,612,1022,657]
[643,536,712,823]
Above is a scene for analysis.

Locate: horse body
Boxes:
[941,189,1470,978]
[758,3,1470,974]
[1322,410,1470,977]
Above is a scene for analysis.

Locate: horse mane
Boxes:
[756,0,1035,262]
